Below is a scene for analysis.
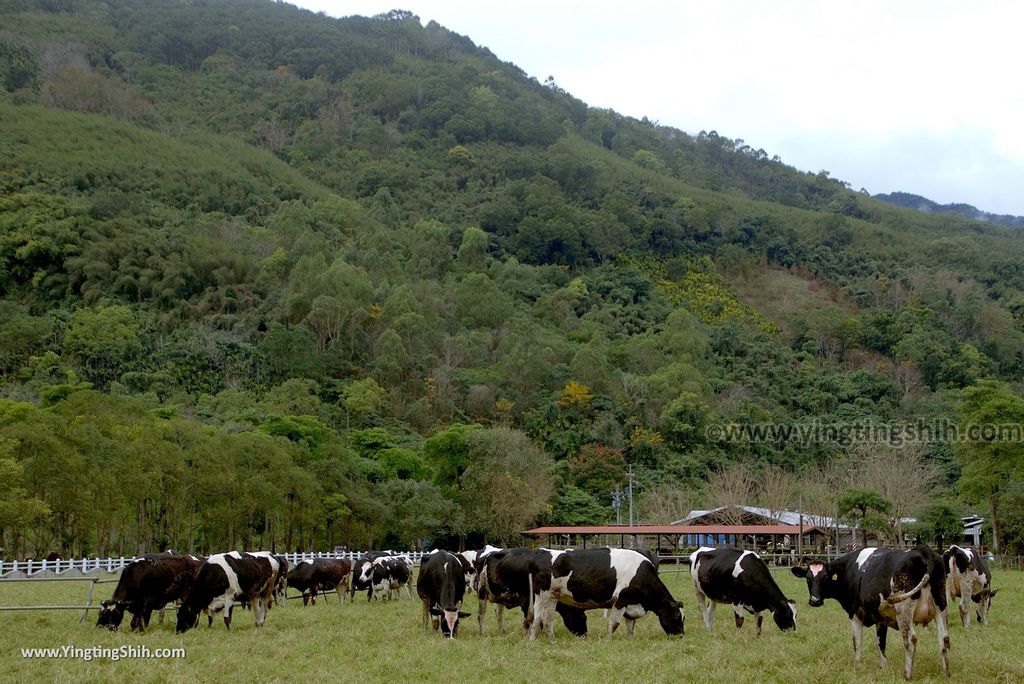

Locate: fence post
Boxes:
[79,577,98,624]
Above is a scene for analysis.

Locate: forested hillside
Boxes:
[2,0,1023,558]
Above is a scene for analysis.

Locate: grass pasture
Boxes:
[0,567,1021,683]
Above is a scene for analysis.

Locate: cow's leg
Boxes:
[405,583,413,600]
[158,607,165,624]
[896,600,918,680]
[958,577,971,628]
[754,612,763,637]
[254,599,266,627]
[224,604,233,630]
[497,604,506,634]
[130,611,144,633]
[607,605,626,636]
[876,624,888,667]
[528,591,556,643]
[732,603,744,630]
[850,615,864,665]
[625,617,637,636]
[206,609,213,627]
[142,608,153,629]
[421,598,430,630]
[477,596,488,634]
[337,584,344,606]
[936,604,951,677]
[696,590,714,631]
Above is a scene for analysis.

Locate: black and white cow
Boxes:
[287,558,353,606]
[97,553,203,632]
[351,551,396,600]
[690,547,797,635]
[249,551,289,607]
[792,545,950,679]
[370,554,414,600]
[943,545,996,627]
[473,547,589,636]
[459,549,480,592]
[528,547,684,642]
[417,550,471,638]
[175,552,277,632]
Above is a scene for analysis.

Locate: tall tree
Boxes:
[836,487,892,548]
[956,380,1024,553]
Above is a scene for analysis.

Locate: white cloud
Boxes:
[293,1,1024,214]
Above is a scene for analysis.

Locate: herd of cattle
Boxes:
[95,543,996,679]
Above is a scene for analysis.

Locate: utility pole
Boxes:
[612,487,622,525]
[797,492,803,557]
[627,464,634,527]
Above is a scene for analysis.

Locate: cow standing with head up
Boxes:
[97,552,203,632]
[351,551,399,600]
[943,545,996,628]
[371,554,413,600]
[792,545,950,680]
[690,546,797,636]
[529,547,684,642]
[475,547,587,636]
[417,550,471,639]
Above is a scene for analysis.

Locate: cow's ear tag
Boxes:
[831,573,838,581]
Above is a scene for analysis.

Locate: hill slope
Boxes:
[2,0,1023,556]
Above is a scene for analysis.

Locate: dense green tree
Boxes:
[836,487,892,548]
[956,380,1024,553]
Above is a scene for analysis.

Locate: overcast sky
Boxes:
[292,1,1024,215]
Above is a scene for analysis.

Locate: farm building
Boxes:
[522,523,827,560]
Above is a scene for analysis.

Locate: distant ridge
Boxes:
[874,191,1024,229]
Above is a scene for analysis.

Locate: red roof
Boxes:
[523,524,822,535]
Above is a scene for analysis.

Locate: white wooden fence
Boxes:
[0,550,426,577]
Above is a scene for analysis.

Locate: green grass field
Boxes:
[1,568,1020,683]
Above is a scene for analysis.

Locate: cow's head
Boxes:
[656,600,685,636]
[429,604,471,639]
[973,587,998,620]
[791,559,833,607]
[773,599,798,631]
[96,600,125,630]
[174,604,201,633]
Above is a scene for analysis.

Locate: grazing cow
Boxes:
[175,552,276,632]
[792,545,950,679]
[529,547,684,642]
[690,547,797,635]
[943,545,996,627]
[97,553,202,632]
[287,558,353,606]
[249,551,289,607]
[417,550,471,638]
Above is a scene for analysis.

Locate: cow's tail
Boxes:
[884,573,930,604]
